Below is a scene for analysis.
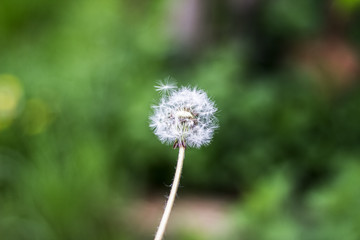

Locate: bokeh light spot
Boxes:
[0,74,24,131]
[22,99,52,135]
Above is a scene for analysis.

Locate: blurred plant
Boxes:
[334,0,360,13]
[306,161,360,240]
[232,171,301,240]
[231,162,360,240]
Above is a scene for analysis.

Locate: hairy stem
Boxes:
[154,146,185,240]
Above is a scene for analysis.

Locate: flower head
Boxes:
[150,84,218,148]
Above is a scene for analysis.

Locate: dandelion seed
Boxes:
[154,77,177,95]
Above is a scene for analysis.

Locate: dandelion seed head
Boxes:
[150,85,218,148]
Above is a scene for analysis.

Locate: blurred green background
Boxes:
[1,0,360,239]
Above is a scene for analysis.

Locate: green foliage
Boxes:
[232,162,360,240]
[335,0,360,13]
[307,162,360,240]
[232,171,301,240]
[263,0,322,37]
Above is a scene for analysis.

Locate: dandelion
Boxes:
[150,81,218,240]
[150,86,218,148]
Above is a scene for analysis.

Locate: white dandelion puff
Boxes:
[150,85,218,148]
[150,82,219,240]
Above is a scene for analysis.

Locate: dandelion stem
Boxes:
[154,146,185,240]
